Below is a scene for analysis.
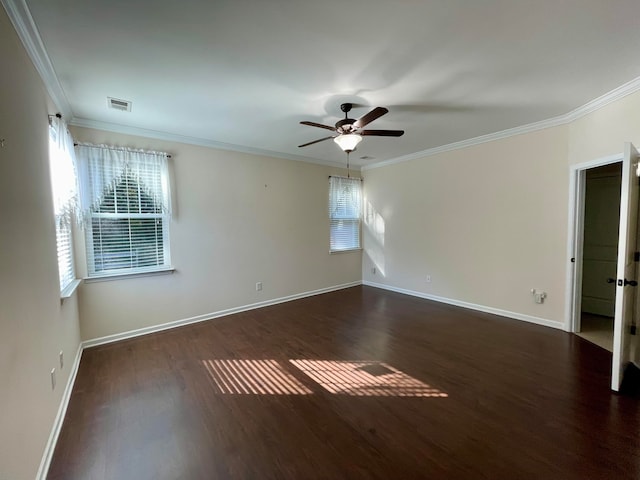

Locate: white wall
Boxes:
[70,127,362,341]
[0,7,82,480]
[362,126,570,325]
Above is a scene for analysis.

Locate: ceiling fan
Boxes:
[298,103,404,152]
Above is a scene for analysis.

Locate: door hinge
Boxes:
[631,325,637,335]
[635,251,640,262]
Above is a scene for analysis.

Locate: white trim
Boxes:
[82,281,362,348]
[363,114,570,170]
[83,267,175,283]
[363,77,640,171]
[0,0,72,117]
[565,76,640,122]
[565,166,583,333]
[69,117,353,170]
[571,152,624,172]
[60,278,81,299]
[363,280,564,330]
[36,344,83,480]
[4,0,640,170]
[36,278,560,477]
[329,248,363,254]
[72,75,640,172]
[35,281,361,475]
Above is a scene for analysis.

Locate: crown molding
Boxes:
[1,0,344,170]
[564,75,640,122]
[69,117,354,170]
[364,75,640,171]
[1,0,72,117]
[5,0,640,171]
[363,113,570,170]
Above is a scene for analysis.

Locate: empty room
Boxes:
[2,1,640,479]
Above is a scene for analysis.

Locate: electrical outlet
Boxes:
[372,267,376,275]
[256,282,263,291]
[531,289,547,304]
[59,351,64,369]
[426,275,431,283]
[51,368,56,390]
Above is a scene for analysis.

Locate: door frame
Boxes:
[565,153,624,333]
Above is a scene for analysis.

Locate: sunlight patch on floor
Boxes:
[290,360,448,397]
[203,359,312,395]
[203,359,448,397]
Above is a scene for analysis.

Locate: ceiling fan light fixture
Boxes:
[334,133,362,152]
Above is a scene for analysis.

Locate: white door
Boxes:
[611,143,640,391]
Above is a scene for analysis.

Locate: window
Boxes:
[329,176,362,252]
[48,116,79,294]
[76,144,172,277]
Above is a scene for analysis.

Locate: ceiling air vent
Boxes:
[107,97,132,112]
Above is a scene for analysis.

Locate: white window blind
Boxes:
[76,144,172,277]
[329,176,362,252]
[48,116,78,292]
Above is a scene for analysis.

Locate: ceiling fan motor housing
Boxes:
[336,118,356,133]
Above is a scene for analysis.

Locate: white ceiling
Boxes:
[17,0,640,167]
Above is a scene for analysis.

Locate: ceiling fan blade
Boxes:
[298,136,336,148]
[354,107,388,128]
[300,121,335,131]
[360,129,404,137]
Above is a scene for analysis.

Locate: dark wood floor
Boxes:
[48,286,640,480]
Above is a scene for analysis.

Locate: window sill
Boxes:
[84,267,175,283]
[60,279,82,300]
[330,248,363,254]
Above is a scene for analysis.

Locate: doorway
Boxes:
[566,153,624,341]
[567,144,640,391]
[575,162,622,352]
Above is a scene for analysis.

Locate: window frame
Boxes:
[55,219,81,298]
[76,144,173,279]
[329,175,363,253]
[48,116,80,297]
[85,210,171,277]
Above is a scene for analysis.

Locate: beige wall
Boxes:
[3,2,640,475]
[569,90,640,165]
[70,127,362,340]
[362,89,640,356]
[0,7,82,480]
[568,91,640,366]
[362,126,570,324]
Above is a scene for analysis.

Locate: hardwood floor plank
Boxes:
[48,286,640,479]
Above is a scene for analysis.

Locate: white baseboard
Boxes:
[363,280,564,330]
[37,281,361,477]
[36,344,83,480]
[83,281,362,349]
[36,279,560,478]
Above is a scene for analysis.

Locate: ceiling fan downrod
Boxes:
[336,103,356,133]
